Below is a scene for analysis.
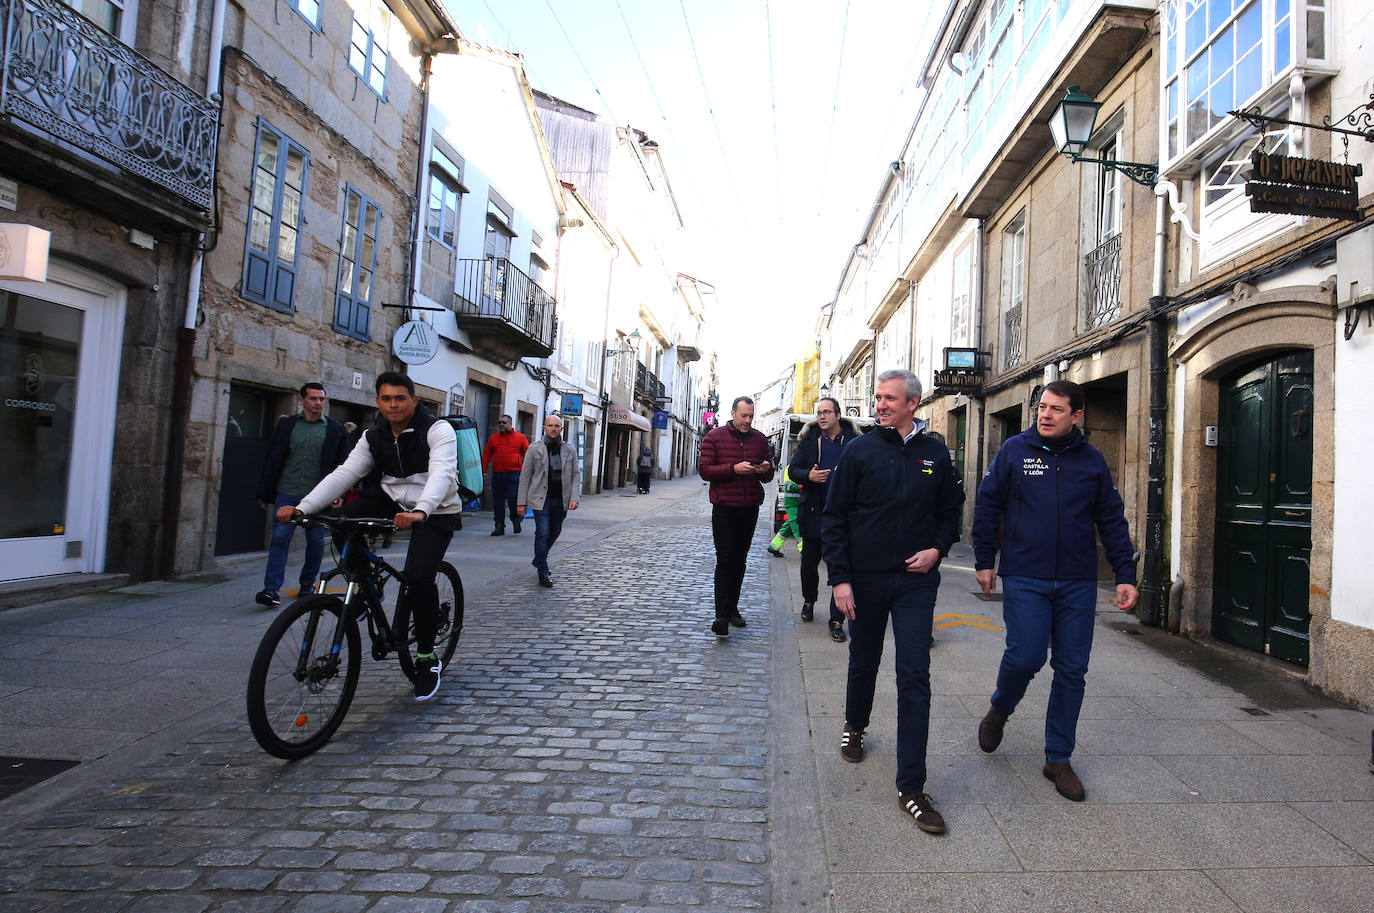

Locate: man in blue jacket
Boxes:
[972,380,1138,802]
[822,370,964,835]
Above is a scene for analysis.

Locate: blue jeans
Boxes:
[845,569,940,795]
[491,470,521,528]
[263,493,325,594]
[532,500,568,574]
[991,576,1098,764]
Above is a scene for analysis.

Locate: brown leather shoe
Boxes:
[978,706,1007,753]
[840,723,864,763]
[1043,762,1086,801]
[898,792,946,834]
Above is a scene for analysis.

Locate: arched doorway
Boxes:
[1212,350,1313,664]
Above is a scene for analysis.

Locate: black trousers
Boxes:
[336,493,455,654]
[711,504,759,620]
[800,535,844,624]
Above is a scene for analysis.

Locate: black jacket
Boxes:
[786,417,861,538]
[256,414,350,503]
[821,425,964,585]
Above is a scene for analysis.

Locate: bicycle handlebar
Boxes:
[292,515,396,534]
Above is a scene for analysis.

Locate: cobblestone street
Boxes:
[0,490,784,912]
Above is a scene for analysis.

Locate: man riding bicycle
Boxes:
[277,371,459,701]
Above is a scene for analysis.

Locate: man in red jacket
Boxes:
[699,396,774,637]
[482,414,529,536]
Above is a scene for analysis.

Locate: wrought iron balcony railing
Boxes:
[454,257,556,355]
[635,361,665,403]
[1083,233,1123,331]
[1002,302,1024,370]
[1,0,220,210]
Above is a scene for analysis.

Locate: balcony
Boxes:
[1082,233,1122,331]
[1002,303,1024,370]
[634,361,666,406]
[454,258,557,362]
[0,0,219,215]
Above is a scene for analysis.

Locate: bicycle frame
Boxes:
[304,525,412,673]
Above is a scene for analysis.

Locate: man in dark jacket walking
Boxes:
[822,369,963,835]
[255,383,350,606]
[699,396,774,637]
[972,380,1138,802]
[787,397,861,640]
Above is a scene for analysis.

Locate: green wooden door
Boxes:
[1213,351,1313,664]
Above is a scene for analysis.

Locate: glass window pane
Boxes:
[1208,0,1229,34]
[360,235,375,267]
[357,269,373,302]
[346,194,360,227]
[1235,48,1261,103]
[277,225,297,262]
[249,210,272,253]
[252,168,275,208]
[1186,4,1207,58]
[1210,24,1233,80]
[280,187,301,228]
[284,149,305,187]
[1187,55,1208,105]
[341,223,357,256]
[1306,10,1325,59]
[0,294,84,539]
[1236,1,1260,51]
[1276,21,1291,71]
[1211,71,1233,119]
[256,142,279,176]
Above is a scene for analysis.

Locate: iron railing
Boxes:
[1002,302,1024,369]
[0,0,219,210]
[454,257,557,350]
[635,361,665,402]
[1083,232,1122,330]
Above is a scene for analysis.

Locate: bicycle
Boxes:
[246,515,463,759]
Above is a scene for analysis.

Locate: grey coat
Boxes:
[517,437,581,510]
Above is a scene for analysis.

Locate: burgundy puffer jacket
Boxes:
[699,423,775,507]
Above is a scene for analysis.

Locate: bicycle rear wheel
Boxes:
[395,561,464,677]
[247,595,361,759]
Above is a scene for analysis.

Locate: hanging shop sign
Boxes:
[934,347,987,396]
[1245,152,1363,221]
[392,320,439,365]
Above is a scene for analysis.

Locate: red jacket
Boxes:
[482,430,529,473]
[699,423,774,507]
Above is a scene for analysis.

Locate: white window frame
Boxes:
[1197,118,1298,270]
[349,1,391,99]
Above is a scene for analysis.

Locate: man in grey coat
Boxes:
[517,413,581,588]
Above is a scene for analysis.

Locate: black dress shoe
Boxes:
[978,706,1008,753]
[828,620,847,642]
[1043,762,1086,801]
[710,618,729,636]
[801,602,814,622]
[727,612,746,628]
[490,528,505,536]
[512,520,522,533]
[538,572,554,588]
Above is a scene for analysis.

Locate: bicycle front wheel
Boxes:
[247,595,361,759]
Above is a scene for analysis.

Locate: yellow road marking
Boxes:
[933,613,1003,632]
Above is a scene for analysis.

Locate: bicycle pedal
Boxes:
[370,641,389,661]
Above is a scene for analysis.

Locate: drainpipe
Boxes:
[1138,192,1170,627]
[408,53,435,318]
[595,248,620,493]
[160,0,226,579]
[971,220,987,506]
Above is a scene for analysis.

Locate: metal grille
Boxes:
[454,257,557,350]
[1,0,220,210]
[1002,303,1023,369]
[1082,233,1122,330]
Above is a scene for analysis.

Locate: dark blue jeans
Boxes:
[263,493,325,594]
[491,470,521,528]
[533,500,567,574]
[991,576,1098,764]
[845,569,940,795]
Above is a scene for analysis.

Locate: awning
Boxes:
[606,404,651,431]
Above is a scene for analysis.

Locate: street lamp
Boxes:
[1048,86,1158,187]
[605,329,641,357]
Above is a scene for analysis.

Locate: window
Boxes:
[485,201,513,261]
[284,0,320,29]
[1199,119,1295,266]
[951,243,972,346]
[66,0,126,37]
[1001,216,1026,370]
[586,341,600,384]
[242,122,309,312]
[1162,0,1331,163]
[1096,140,1122,244]
[557,319,574,371]
[334,186,382,340]
[349,1,391,97]
[426,151,461,249]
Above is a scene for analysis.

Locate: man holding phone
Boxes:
[699,396,774,637]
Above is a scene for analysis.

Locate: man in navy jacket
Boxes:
[972,380,1138,802]
[822,369,963,835]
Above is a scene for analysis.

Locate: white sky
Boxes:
[447,0,944,400]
